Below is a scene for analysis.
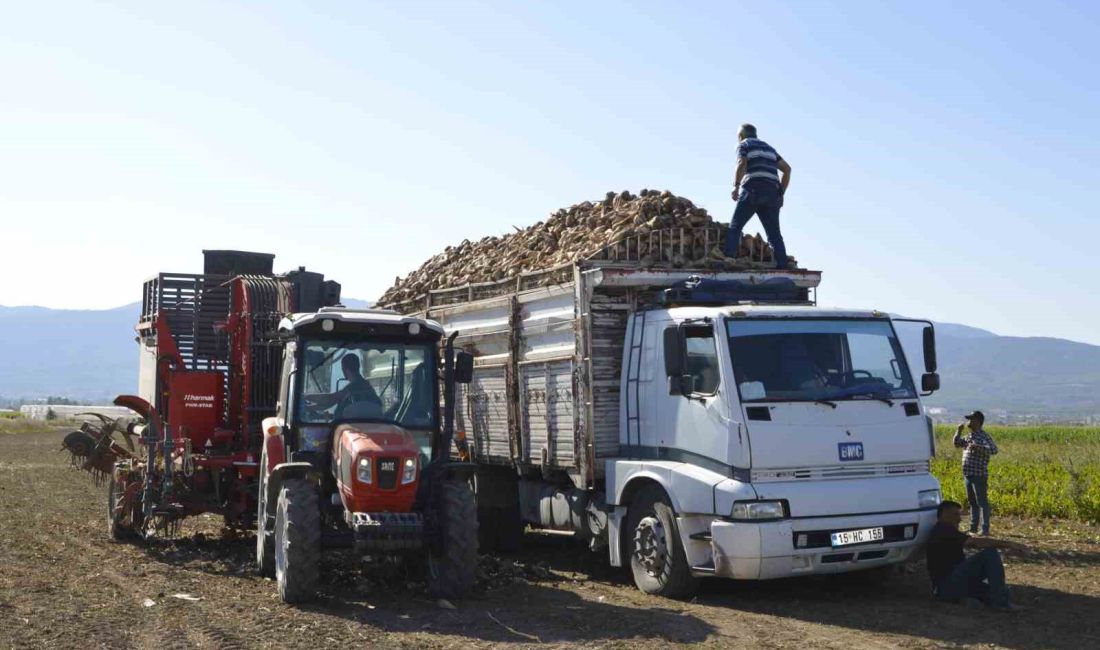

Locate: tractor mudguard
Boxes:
[264,462,320,519]
[428,461,477,483]
[416,461,478,508]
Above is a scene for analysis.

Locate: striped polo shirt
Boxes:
[737,138,782,188]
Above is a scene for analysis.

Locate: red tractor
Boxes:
[64,251,478,602]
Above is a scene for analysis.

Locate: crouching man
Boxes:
[927,500,1026,611]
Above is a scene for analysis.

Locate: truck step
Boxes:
[691,563,716,574]
[689,531,712,541]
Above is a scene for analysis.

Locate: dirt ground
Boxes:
[2,426,1099,649]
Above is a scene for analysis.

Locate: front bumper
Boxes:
[705,508,937,579]
[349,511,424,552]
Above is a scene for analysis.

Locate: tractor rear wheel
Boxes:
[274,478,321,604]
[427,480,478,600]
[255,449,275,578]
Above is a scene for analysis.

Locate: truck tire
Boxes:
[274,478,321,604]
[625,484,699,598]
[427,480,478,600]
[255,449,275,578]
[475,470,523,553]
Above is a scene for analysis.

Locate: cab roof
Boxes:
[663,304,890,321]
[279,307,446,334]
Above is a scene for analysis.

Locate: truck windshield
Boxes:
[726,319,916,403]
[297,339,436,429]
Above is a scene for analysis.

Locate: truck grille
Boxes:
[752,462,930,483]
[376,457,399,489]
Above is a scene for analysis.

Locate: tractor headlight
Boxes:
[918,489,942,508]
[401,457,417,485]
[357,457,372,484]
[731,500,786,521]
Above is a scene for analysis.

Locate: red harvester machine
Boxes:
[64,250,478,602]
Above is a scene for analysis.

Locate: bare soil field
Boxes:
[2,425,1099,649]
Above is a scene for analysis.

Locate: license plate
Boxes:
[830,527,884,546]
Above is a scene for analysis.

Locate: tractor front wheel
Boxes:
[274,478,321,604]
[255,449,275,578]
[427,480,478,600]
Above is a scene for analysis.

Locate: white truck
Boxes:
[383,234,943,597]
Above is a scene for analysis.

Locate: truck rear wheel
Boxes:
[255,449,275,578]
[625,485,698,598]
[475,470,523,553]
[274,478,321,604]
[427,480,478,600]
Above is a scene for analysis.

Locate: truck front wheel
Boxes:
[274,478,321,604]
[625,485,699,598]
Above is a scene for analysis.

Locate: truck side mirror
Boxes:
[663,327,684,395]
[453,351,474,384]
[922,326,937,373]
[921,372,940,393]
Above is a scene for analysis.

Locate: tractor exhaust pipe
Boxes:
[436,331,459,464]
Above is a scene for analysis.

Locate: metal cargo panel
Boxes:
[520,359,576,468]
[462,364,512,463]
[515,286,583,471]
[587,287,629,459]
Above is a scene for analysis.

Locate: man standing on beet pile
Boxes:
[954,410,999,535]
[723,123,791,269]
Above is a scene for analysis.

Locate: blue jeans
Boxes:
[965,475,991,534]
[724,183,788,269]
[935,548,1012,607]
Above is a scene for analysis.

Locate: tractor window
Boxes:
[298,340,437,430]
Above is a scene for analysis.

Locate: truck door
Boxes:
[651,322,736,471]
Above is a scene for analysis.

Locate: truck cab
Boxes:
[607,303,942,592]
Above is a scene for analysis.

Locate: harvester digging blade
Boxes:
[61,420,134,485]
[145,506,184,539]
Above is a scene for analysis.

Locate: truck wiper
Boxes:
[813,399,838,409]
[852,394,894,406]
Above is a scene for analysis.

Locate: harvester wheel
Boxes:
[427,480,478,600]
[255,451,275,578]
[274,479,321,604]
[107,472,128,541]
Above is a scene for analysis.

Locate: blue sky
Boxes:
[2,1,1098,344]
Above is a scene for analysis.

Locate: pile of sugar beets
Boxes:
[379,189,795,305]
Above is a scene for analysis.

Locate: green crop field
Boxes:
[932,425,1100,523]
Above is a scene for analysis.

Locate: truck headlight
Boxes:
[357,457,372,484]
[401,457,417,485]
[731,500,786,521]
[918,489,941,508]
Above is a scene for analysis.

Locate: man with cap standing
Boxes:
[723,123,791,269]
[954,411,999,535]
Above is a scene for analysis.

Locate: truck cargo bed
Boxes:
[385,243,821,488]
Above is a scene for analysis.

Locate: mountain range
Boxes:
[2,303,1097,422]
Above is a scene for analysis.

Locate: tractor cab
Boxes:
[257,306,478,602]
